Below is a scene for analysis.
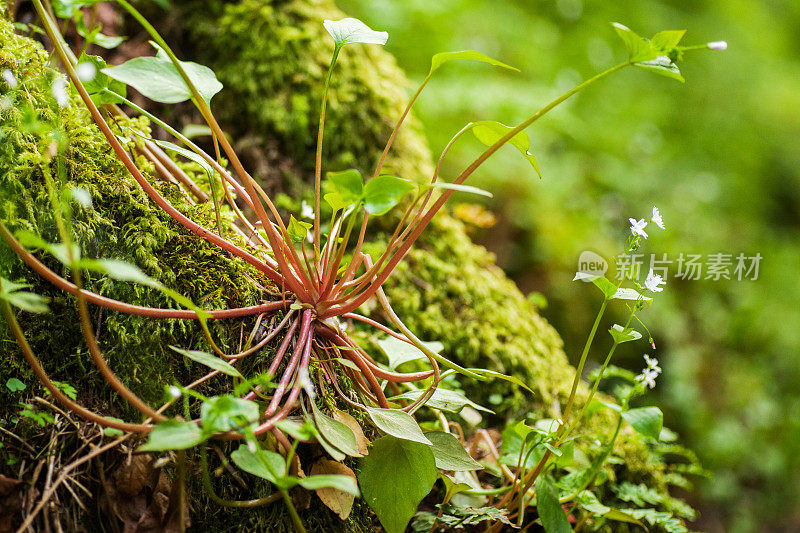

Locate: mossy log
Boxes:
[0,1,687,530]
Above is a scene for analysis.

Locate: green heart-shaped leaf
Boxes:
[362,176,415,215]
[427,431,482,471]
[621,406,663,440]
[366,407,431,445]
[323,18,388,47]
[469,121,541,178]
[358,435,437,533]
[139,420,204,451]
[103,45,222,104]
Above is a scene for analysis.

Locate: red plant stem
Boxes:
[319,210,360,296]
[143,141,209,203]
[270,426,300,475]
[1,222,288,319]
[265,310,313,415]
[99,97,284,283]
[142,143,184,190]
[395,125,470,248]
[332,324,435,382]
[1,299,152,433]
[326,64,631,317]
[107,105,261,217]
[250,185,318,296]
[266,315,301,376]
[343,313,408,342]
[315,328,389,407]
[363,356,434,383]
[227,310,294,360]
[325,193,423,305]
[0,231,292,320]
[337,340,388,406]
[319,198,422,312]
[336,74,432,280]
[32,4,312,303]
[254,316,315,435]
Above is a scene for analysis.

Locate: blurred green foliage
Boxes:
[339,1,800,531]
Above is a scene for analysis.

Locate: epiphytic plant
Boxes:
[0,2,724,531]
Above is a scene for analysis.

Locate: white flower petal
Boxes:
[629,217,648,238]
[301,200,314,220]
[644,269,665,293]
[708,41,727,50]
[651,206,665,229]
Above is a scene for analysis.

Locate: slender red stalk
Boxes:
[267,316,301,376]
[2,222,288,319]
[316,328,389,408]
[266,310,313,415]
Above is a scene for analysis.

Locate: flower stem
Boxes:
[314,46,342,262]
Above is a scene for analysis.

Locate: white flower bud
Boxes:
[708,41,727,50]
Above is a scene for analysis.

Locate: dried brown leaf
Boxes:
[332,408,369,455]
[310,459,356,520]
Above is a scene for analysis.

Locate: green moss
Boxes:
[0,14,271,416]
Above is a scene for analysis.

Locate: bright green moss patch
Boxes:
[0,13,272,415]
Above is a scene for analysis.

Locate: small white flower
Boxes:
[636,370,658,389]
[651,206,665,229]
[629,217,648,238]
[298,368,316,399]
[301,200,314,220]
[168,385,182,399]
[707,41,728,50]
[76,62,97,82]
[0,96,12,112]
[644,269,665,293]
[635,354,662,389]
[2,69,18,89]
[51,79,69,107]
[643,354,661,373]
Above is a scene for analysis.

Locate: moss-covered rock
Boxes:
[0,15,271,419]
[0,1,696,530]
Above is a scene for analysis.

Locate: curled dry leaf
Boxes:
[101,454,189,533]
[332,407,369,455]
[310,459,357,520]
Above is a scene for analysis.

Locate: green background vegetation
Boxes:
[338,0,800,531]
